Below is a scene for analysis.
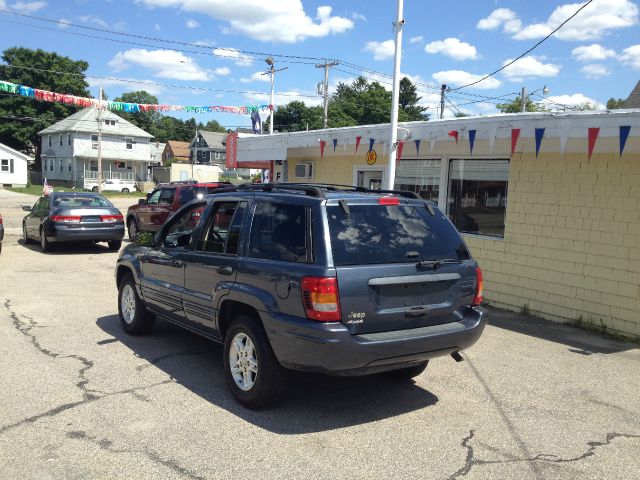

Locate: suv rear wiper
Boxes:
[416,258,463,269]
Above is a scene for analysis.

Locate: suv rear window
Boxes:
[327,203,470,266]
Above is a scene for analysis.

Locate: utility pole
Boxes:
[315,59,338,129]
[384,0,404,190]
[440,84,447,120]
[520,86,527,112]
[263,57,287,134]
[97,87,103,193]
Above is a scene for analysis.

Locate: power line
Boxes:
[449,0,594,91]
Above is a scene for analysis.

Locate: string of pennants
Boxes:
[318,126,633,160]
[0,79,272,115]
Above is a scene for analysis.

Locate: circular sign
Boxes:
[366,149,377,165]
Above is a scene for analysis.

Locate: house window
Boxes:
[59,134,63,147]
[43,158,47,171]
[447,159,509,238]
[91,134,98,149]
[48,135,51,147]
[67,133,72,146]
[1,159,9,172]
[50,158,54,171]
[68,159,72,172]
[90,161,98,172]
[214,152,220,160]
[395,159,441,203]
[125,137,133,150]
[60,159,63,172]
[114,161,127,170]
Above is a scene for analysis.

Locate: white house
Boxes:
[38,108,154,188]
[0,142,34,187]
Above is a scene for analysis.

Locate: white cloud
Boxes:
[57,18,71,29]
[477,8,522,33]
[424,38,478,61]
[186,19,199,28]
[154,23,161,31]
[409,35,424,44]
[108,49,211,81]
[364,39,395,61]
[87,77,165,96]
[213,66,231,76]
[138,1,353,43]
[540,93,604,110]
[432,70,502,89]
[580,64,610,78]
[9,1,47,13]
[620,44,640,69]
[213,48,253,67]
[514,0,638,41]
[78,15,127,31]
[501,56,560,81]
[240,71,270,83]
[351,12,366,22]
[244,90,322,107]
[572,43,617,61]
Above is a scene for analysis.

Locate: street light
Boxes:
[521,85,550,112]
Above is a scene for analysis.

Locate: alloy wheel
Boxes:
[120,284,136,324]
[228,333,258,391]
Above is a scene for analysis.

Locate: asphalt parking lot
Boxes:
[1,188,639,480]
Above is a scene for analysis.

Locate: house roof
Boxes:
[166,140,190,157]
[38,107,153,138]
[623,80,640,108]
[0,141,35,163]
[196,130,226,149]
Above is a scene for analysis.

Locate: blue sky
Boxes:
[0,0,638,130]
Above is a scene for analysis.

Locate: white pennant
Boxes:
[429,137,436,154]
[488,127,498,153]
[559,120,571,156]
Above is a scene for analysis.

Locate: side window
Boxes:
[179,186,195,205]
[159,188,175,205]
[248,202,308,263]
[41,196,51,214]
[161,203,206,248]
[33,197,45,214]
[146,189,162,205]
[197,201,245,254]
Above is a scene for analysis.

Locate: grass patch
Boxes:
[568,316,640,345]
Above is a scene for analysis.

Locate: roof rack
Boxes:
[236,183,323,197]
[288,183,421,200]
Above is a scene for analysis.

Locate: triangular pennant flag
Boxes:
[511,128,520,155]
[559,121,571,156]
[448,130,459,144]
[535,128,545,157]
[415,139,421,155]
[319,140,326,159]
[488,127,498,153]
[369,138,375,152]
[397,141,404,162]
[332,138,337,152]
[588,128,599,161]
[469,129,476,154]
[355,136,362,153]
[620,126,631,157]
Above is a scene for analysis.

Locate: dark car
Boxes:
[115,184,487,408]
[126,181,232,240]
[0,213,4,254]
[23,192,125,252]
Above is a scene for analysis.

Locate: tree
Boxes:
[269,101,323,132]
[0,47,90,156]
[606,98,625,109]
[574,102,597,111]
[113,90,162,132]
[202,119,226,133]
[496,96,547,113]
[398,77,429,121]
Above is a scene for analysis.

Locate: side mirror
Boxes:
[135,231,155,247]
[146,192,151,198]
[138,199,146,205]
[22,205,32,212]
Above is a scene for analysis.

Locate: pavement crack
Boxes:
[66,430,207,480]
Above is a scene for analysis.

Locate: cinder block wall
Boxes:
[465,147,640,338]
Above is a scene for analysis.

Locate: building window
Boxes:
[214,152,220,160]
[59,134,63,147]
[48,135,51,147]
[103,119,115,126]
[91,134,98,149]
[68,159,72,172]
[447,159,509,237]
[60,159,63,171]
[67,133,72,146]
[90,161,98,172]
[125,137,133,150]
[1,159,9,172]
[43,158,47,171]
[396,159,441,203]
[114,161,127,170]
[50,158,54,171]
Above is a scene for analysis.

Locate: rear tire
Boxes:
[108,240,122,251]
[386,361,429,380]
[121,188,130,193]
[92,186,99,192]
[118,273,155,335]
[223,315,287,409]
[127,219,139,241]
[40,227,51,252]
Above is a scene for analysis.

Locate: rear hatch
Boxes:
[326,197,477,334]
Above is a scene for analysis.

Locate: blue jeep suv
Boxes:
[115,184,487,408]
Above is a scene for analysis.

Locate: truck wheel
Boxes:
[118,273,155,335]
[223,315,287,409]
[127,219,139,241]
[386,361,429,380]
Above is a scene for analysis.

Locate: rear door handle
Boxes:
[216,266,233,275]
[405,306,430,317]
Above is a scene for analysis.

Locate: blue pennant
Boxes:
[619,126,631,157]
[469,130,476,155]
[535,128,545,157]
[414,139,421,155]
[333,138,337,152]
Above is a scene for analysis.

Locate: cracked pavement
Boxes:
[1,189,639,479]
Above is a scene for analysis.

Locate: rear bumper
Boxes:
[46,224,125,243]
[262,307,488,375]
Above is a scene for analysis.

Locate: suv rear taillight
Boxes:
[301,277,341,322]
[472,267,484,306]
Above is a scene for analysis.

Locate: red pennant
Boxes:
[397,141,404,162]
[319,140,326,159]
[448,130,458,144]
[588,128,599,160]
[511,128,521,155]
[355,136,362,153]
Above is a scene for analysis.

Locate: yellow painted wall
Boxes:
[285,142,640,338]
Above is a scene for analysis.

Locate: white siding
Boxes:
[0,144,30,187]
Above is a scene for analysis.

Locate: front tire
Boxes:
[127,218,139,241]
[22,223,32,244]
[108,240,122,251]
[386,361,429,380]
[118,273,155,335]
[40,227,51,252]
[223,315,287,409]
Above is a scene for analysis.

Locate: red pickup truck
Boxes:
[126,181,232,239]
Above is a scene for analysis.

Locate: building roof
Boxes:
[166,140,191,158]
[0,141,35,162]
[623,80,640,109]
[38,107,153,138]
[196,130,226,149]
